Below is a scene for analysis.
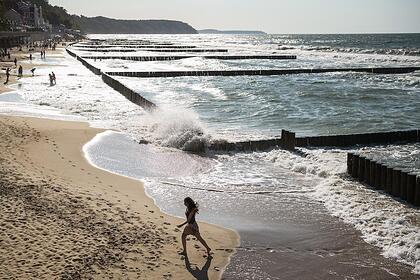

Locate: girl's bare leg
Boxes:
[181,231,188,255]
[181,226,193,255]
[195,233,212,254]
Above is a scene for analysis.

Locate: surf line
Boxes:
[160,181,312,196]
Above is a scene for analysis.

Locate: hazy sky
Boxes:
[49,0,420,34]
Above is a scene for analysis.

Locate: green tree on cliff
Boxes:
[0,1,9,31]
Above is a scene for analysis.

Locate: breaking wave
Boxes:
[144,105,210,152]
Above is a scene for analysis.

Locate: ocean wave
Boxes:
[301,45,420,56]
[144,106,210,152]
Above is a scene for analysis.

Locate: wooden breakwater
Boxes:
[347,153,420,206]
[101,74,156,110]
[296,130,420,147]
[81,55,297,61]
[66,48,156,111]
[209,130,296,152]
[66,48,77,58]
[105,66,420,78]
[76,48,229,53]
[77,56,102,75]
[209,129,420,152]
[75,45,198,49]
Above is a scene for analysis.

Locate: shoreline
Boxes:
[0,115,239,279]
[0,44,68,94]
[82,129,419,279]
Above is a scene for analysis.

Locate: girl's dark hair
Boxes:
[184,197,199,212]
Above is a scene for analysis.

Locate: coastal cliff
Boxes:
[1,1,198,34]
[73,16,197,34]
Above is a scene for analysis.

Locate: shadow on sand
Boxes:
[184,255,213,280]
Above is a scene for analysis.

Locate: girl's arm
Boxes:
[177,221,187,228]
[177,208,197,228]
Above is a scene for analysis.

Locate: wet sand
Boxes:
[0,116,238,279]
[223,196,417,279]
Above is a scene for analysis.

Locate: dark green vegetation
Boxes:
[74,16,197,34]
[0,1,8,30]
[1,0,197,34]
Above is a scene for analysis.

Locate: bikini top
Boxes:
[185,208,197,225]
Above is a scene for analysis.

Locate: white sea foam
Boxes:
[143,105,210,152]
[264,148,420,275]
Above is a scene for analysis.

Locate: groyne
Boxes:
[347,153,420,206]
[296,130,420,147]
[66,48,156,111]
[209,129,420,152]
[75,45,198,49]
[209,130,296,152]
[101,74,156,110]
[105,66,420,78]
[77,56,102,75]
[81,55,297,61]
[76,48,229,53]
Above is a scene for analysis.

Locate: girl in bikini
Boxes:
[177,197,212,256]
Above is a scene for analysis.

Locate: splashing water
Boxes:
[145,105,210,152]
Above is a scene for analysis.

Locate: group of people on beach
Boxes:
[1,53,24,84]
[1,40,60,86]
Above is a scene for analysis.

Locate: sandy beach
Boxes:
[0,116,238,279]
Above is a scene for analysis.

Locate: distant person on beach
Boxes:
[18,66,23,77]
[29,54,32,61]
[14,58,17,67]
[50,72,57,86]
[4,68,10,85]
[177,197,212,256]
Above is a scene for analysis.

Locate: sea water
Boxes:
[1,34,419,278]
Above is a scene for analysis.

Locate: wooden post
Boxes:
[392,169,401,197]
[370,161,376,188]
[415,176,420,207]
[406,174,416,204]
[347,153,353,176]
[281,130,287,150]
[374,162,382,189]
[352,154,359,178]
[281,130,296,151]
[400,172,408,200]
[365,159,371,184]
[358,157,366,182]
[380,165,387,190]
[288,131,296,150]
[386,167,393,194]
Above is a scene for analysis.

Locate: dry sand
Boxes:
[0,116,239,279]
